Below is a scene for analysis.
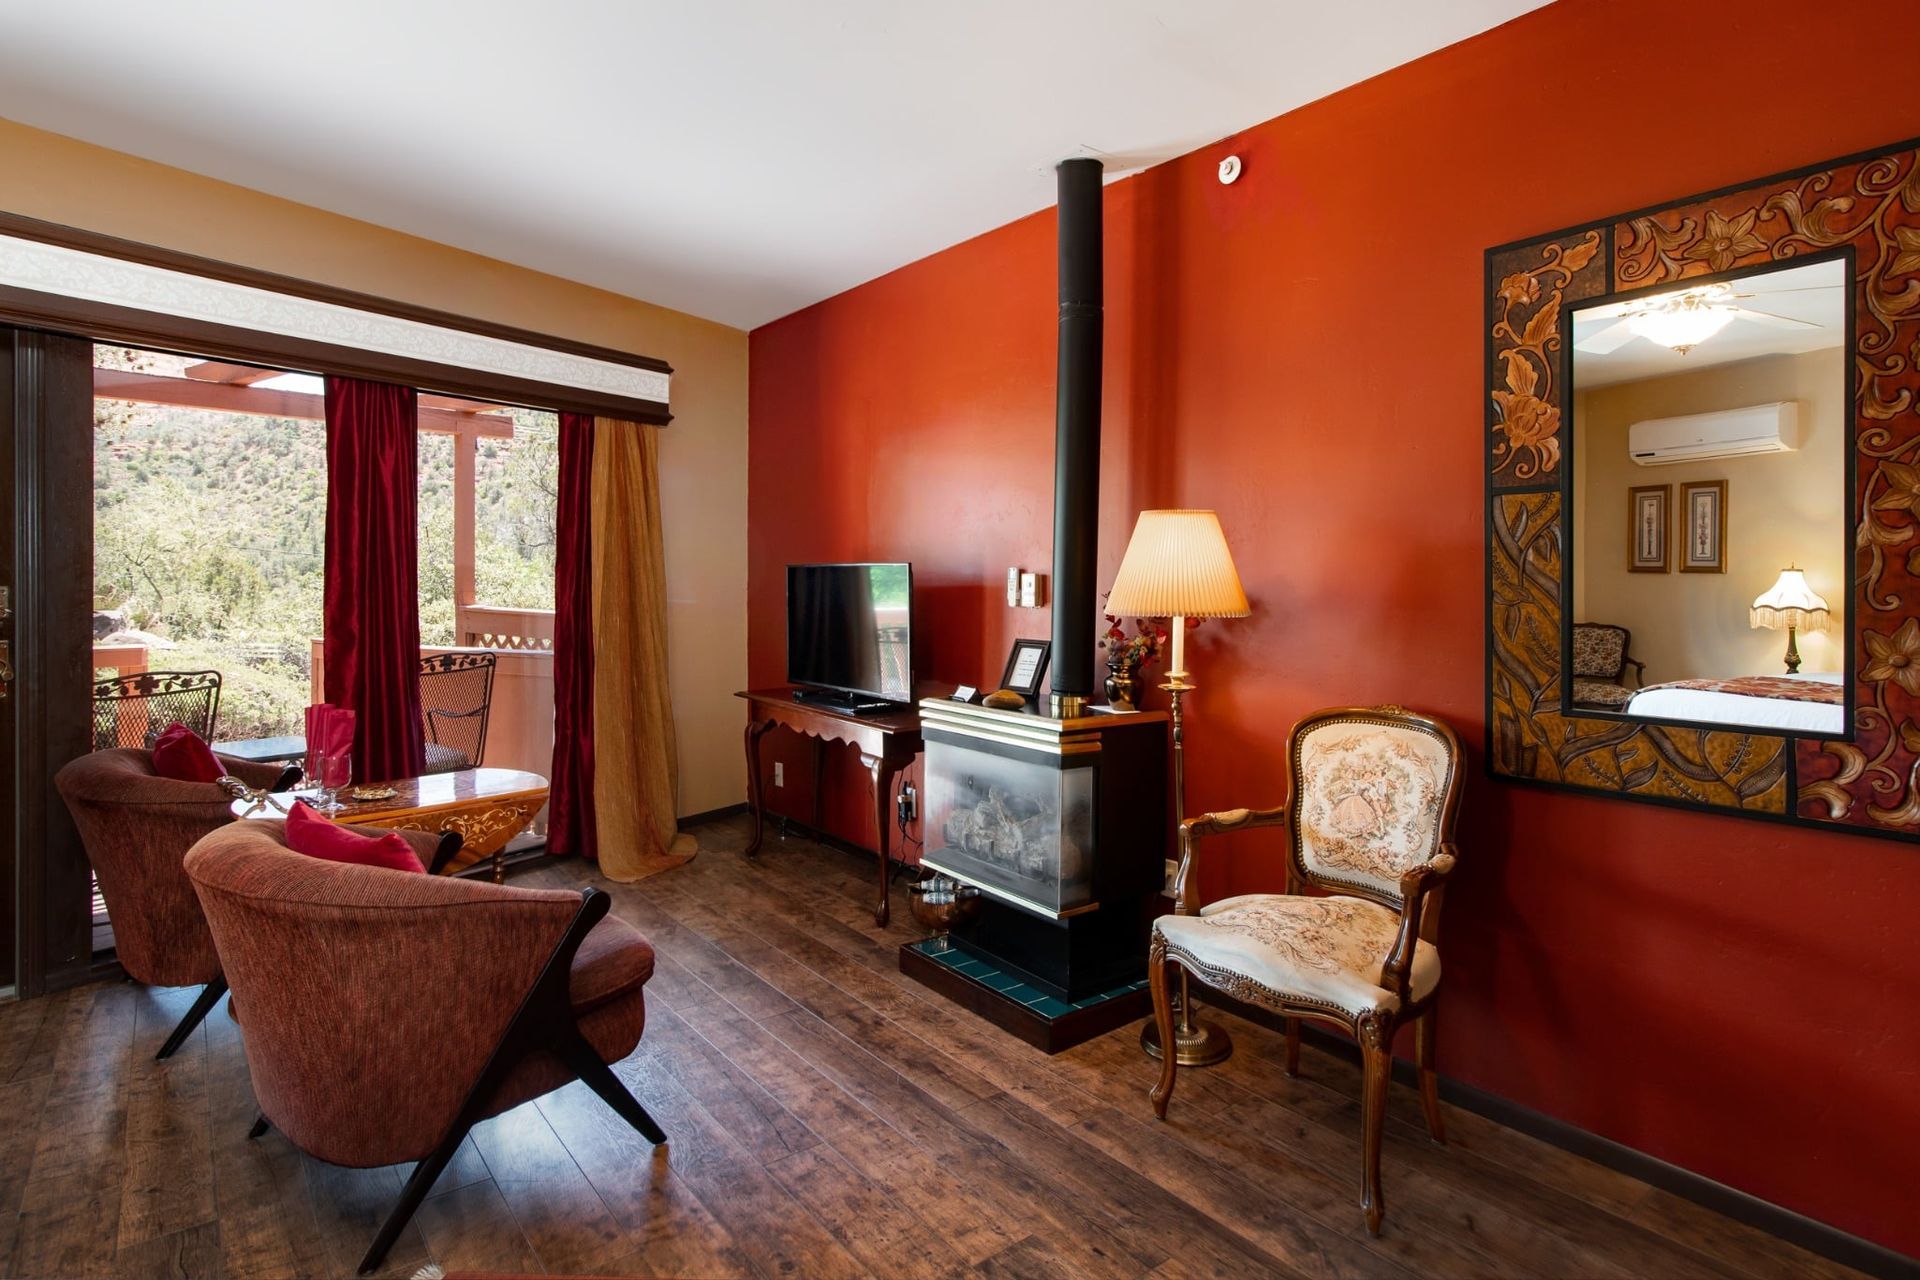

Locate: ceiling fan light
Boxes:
[1627,303,1737,353]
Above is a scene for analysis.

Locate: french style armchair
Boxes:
[1147,705,1463,1235]
[184,820,666,1275]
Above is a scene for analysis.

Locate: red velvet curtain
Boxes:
[322,376,427,781]
[548,411,597,859]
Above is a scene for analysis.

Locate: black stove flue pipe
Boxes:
[1049,157,1103,717]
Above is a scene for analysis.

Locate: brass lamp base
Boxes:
[1140,996,1234,1066]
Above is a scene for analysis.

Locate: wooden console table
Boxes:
[737,687,925,926]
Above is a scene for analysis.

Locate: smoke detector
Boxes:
[1218,155,1242,185]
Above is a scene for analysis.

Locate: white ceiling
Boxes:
[1572,259,1848,388]
[0,1,1547,329]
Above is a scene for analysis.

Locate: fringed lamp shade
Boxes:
[1750,567,1831,633]
[1104,510,1251,620]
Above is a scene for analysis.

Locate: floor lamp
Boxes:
[1103,509,1250,1066]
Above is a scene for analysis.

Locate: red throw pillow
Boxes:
[151,722,224,783]
[284,801,426,874]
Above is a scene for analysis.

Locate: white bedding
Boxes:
[1625,672,1844,734]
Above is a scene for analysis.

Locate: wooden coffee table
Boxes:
[230,767,549,882]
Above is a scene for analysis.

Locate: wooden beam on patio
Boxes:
[181,360,281,387]
[94,368,515,438]
[183,360,514,417]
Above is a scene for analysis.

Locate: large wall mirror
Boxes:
[1566,254,1852,737]
[1486,135,1920,844]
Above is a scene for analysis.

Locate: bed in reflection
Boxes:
[1625,672,1844,735]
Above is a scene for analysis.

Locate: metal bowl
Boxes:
[907,874,983,935]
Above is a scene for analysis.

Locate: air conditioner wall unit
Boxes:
[1627,401,1801,466]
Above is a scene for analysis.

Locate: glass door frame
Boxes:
[4,325,98,997]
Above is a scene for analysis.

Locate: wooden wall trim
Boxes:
[0,211,673,425]
[1207,983,1918,1280]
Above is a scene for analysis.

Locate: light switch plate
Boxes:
[1019,572,1038,608]
[1006,567,1020,606]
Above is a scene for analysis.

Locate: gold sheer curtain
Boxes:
[589,417,694,880]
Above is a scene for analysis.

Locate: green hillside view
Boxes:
[93,350,558,741]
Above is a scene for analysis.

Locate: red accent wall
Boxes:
[747,0,1918,1253]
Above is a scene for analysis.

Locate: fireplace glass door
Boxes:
[924,736,1094,917]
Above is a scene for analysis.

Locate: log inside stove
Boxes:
[942,786,1080,883]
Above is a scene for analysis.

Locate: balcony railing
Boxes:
[310,606,557,843]
[457,603,555,652]
[308,610,556,781]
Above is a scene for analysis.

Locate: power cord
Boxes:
[896,785,924,856]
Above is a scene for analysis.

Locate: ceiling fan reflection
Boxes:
[1576,282,1827,355]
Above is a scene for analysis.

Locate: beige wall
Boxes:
[1573,348,1846,683]
[0,117,747,818]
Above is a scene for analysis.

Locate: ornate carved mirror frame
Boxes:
[1486,134,1920,841]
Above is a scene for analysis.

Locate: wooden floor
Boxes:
[0,815,1870,1280]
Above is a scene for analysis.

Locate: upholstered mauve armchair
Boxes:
[54,747,312,1057]
[1148,705,1463,1236]
[184,820,665,1275]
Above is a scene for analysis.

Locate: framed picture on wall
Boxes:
[1680,480,1727,574]
[1627,484,1670,573]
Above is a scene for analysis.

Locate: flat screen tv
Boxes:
[787,563,914,705]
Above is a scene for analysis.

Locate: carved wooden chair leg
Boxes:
[157,975,229,1060]
[1416,1008,1444,1143]
[1147,936,1178,1120]
[1358,1013,1393,1236]
[1283,1016,1301,1077]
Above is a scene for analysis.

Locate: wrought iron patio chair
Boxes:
[91,669,222,751]
[418,651,496,774]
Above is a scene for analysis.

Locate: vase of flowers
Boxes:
[1099,607,1168,712]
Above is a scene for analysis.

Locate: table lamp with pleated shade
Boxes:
[1104,509,1249,1068]
[1103,509,1250,686]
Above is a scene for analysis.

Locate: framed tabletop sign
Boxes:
[999,638,1052,702]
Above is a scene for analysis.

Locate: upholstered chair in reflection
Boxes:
[1569,622,1646,710]
[1146,705,1464,1236]
[184,820,666,1275]
[54,747,310,1057]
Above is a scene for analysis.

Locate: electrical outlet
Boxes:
[773,762,785,788]
[896,783,918,825]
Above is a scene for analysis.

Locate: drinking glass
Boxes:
[315,750,352,815]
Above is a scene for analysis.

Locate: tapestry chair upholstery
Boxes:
[419,650,496,774]
[1148,705,1464,1236]
[53,747,451,1059]
[1569,622,1645,710]
[184,820,665,1275]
